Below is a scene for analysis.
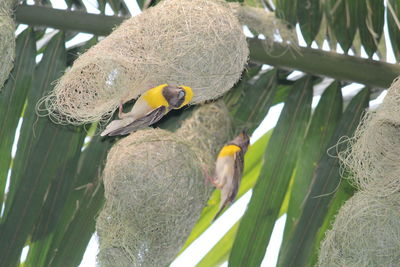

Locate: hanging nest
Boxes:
[318,192,400,267]
[40,0,248,125]
[97,129,209,267]
[177,100,233,159]
[96,102,232,266]
[230,3,298,53]
[340,78,400,196]
[0,0,16,90]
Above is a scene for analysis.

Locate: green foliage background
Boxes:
[0,0,399,266]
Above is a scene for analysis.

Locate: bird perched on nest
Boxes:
[207,132,250,221]
[101,84,193,136]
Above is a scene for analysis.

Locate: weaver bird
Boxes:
[101,84,193,136]
[208,132,250,221]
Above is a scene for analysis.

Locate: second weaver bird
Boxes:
[208,132,250,221]
[101,84,193,136]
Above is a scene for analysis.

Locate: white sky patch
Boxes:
[123,0,142,16]
[341,83,364,99]
[251,103,284,143]
[384,0,397,63]
[311,41,318,49]
[360,46,368,58]
[15,24,28,36]
[312,95,321,109]
[261,64,273,71]
[105,3,114,16]
[36,29,59,51]
[66,33,94,49]
[295,24,307,47]
[243,25,255,38]
[20,246,30,263]
[286,70,304,81]
[0,169,12,217]
[261,215,287,267]
[35,53,43,64]
[370,90,388,110]
[11,118,23,158]
[336,44,345,54]
[314,78,334,96]
[82,0,101,14]
[79,235,99,267]
[322,39,330,51]
[50,0,67,9]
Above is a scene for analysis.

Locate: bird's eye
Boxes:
[178,90,185,99]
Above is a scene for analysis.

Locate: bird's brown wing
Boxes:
[212,149,245,221]
[107,106,168,136]
[229,149,245,203]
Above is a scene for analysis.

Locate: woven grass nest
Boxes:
[41,0,249,125]
[319,77,400,266]
[318,192,400,267]
[96,101,232,266]
[0,0,16,90]
[230,4,297,51]
[340,78,400,196]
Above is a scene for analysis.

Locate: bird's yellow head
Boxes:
[178,86,194,108]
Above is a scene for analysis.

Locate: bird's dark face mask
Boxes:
[239,132,250,154]
[164,86,186,108]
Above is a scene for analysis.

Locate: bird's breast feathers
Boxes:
[142,84,170,109]
[218,145,241,158]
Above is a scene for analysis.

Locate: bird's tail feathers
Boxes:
[212,198,231,222]
[100,119,132,136]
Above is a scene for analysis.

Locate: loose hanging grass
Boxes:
[231,4,298,53]
[340,78,400,196]
[96,102,232,266]
[40,0,249,125]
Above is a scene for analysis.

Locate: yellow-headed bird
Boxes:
[101,84,193,136]
[208,132,250,221]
